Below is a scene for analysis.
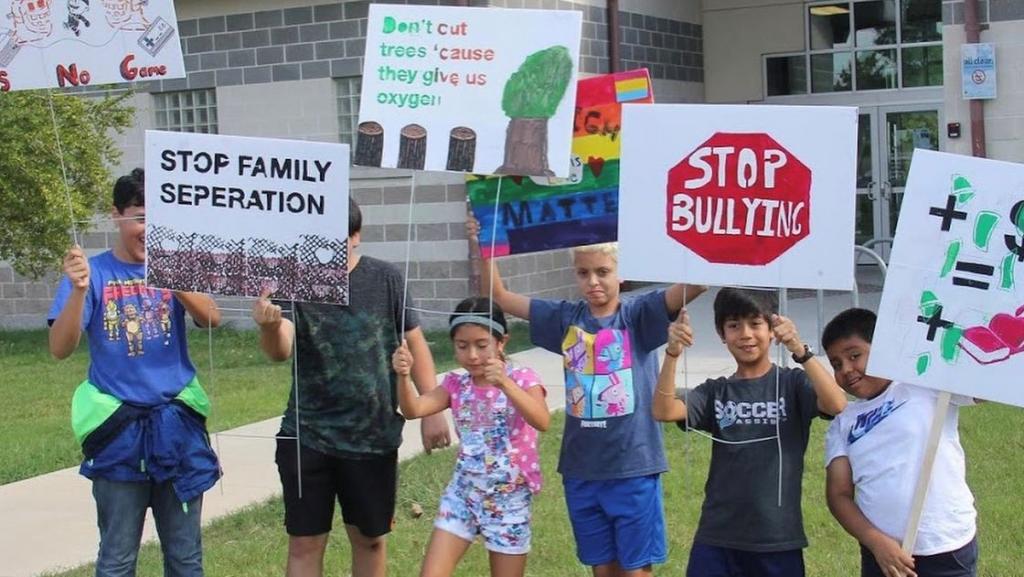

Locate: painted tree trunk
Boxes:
[397,123,427,170]
[354,121,383,167]
[496,117,551,176]
[446,126,476,172]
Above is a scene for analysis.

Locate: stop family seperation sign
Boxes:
[666,132,811,266]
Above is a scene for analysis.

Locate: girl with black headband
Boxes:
[392,296,549,577]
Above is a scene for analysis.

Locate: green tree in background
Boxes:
[0,90,133,278]
[496,46,573,176]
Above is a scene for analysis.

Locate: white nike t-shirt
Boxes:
[824,382,977,556]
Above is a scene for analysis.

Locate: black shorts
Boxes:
[275,438,397,538]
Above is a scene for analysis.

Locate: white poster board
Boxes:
[618,104,857,290]
[145,130,350,305]
[0,0,185,92]
[869,150,1024,407]
[356,4,581,177]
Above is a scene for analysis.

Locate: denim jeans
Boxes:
[92,478,203,577]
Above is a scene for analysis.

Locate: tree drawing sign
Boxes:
[467,69,654,258]
[0,0,185,92]
[869,150,1024,407]
[356,4,581,176]
[144,130,350,305]
[617,104,857,290]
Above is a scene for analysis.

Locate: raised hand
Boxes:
[483,357,508,388]
[465,212,481,243]
[251,287,283,327]
[770,314,804,356]
[392,340,413,377]
[666,309,694,357]
[63,246,90,291]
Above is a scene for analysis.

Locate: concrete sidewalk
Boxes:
[0,286,878,577]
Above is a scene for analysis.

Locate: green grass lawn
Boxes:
[0,324,532,485]
[47,404,1024,577]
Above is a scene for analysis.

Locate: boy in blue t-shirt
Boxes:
[49,169,222,576]
[653,288,847,577]
[472,220,704,576]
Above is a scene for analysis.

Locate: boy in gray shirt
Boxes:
[653,288,847,577]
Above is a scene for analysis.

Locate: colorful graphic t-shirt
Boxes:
[443,364,545,493]
[48,251,196,406]
[279,256,418,458]
[530,289,670,480]
[681,366,820,552]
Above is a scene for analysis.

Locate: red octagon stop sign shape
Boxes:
[666,133,812,265]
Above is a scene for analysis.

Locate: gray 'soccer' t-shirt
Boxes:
[530,289,670,480]
[680,366,820,552]
[279,256,418,458]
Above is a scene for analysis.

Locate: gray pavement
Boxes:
[0,281,880,577]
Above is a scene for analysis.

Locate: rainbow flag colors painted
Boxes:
[614,69,652,102]
[467,69,654,258]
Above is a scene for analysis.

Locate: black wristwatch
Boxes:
[792,344,814,364]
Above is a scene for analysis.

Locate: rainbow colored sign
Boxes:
[467,69,653,258]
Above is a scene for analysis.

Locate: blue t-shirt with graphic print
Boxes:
[530,289,670,480]
[48,251,196,406]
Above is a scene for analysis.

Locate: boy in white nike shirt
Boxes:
[823,308,978,577]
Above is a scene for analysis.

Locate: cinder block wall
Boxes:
[0,0,705,330]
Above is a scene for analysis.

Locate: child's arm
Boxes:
[771,314,848,416]
[49,247,89,359]
[405,326,453,452]
[175,292,222,328]
[653,310,692,422]
[485,359,550,432]
[392,340,451,418]
[468,213,531,320]
[252,289,294,362]
[827,457,918,577]
[664,283,708,316]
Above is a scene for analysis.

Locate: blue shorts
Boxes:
[686,543,805,577]
[563,474,667,570]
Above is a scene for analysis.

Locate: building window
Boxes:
[153,89,218,133]
[335,77,362,147]
[765,0,941,96]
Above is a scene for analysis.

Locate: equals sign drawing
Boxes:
[952,261,995,290]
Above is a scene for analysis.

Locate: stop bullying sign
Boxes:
[618,104,857,290]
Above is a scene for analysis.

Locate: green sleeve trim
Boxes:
[174,377,211,418]
[70,377,210,445]
[71,381,122,445]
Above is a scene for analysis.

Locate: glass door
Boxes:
[854,104,941,261]
[880,105,941,244]
[856,109,882,250]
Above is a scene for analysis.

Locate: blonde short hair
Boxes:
[570,242,618,263]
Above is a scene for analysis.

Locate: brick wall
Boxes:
[121,0,703,93]
[1,0,703,330]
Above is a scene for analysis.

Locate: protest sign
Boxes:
[618,104,857,290]
[0,0,184,92]
[468,69,653,257]
[356,4,581,176]
[144,130,350,305]
[869,150,1024,408]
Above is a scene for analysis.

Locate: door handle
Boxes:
[866,182,878,201]
[880,181,891,200]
